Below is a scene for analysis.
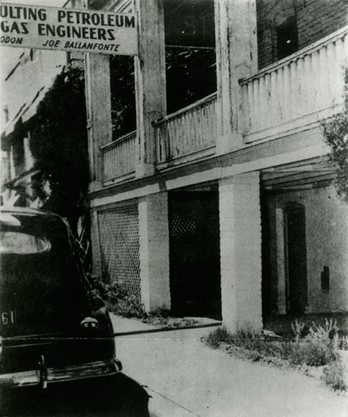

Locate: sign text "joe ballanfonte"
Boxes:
[0,3,138,55]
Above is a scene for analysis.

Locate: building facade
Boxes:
[86,0,348,332]
[1,48,67,207]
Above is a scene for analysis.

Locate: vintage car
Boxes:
[0,207,122,390]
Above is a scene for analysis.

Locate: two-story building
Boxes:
[84,0,348,332]
[1,45,68,207]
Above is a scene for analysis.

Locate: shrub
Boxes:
[90,277,147,319]
[287,319,339,366]
[322,360,347,392]
[205,320,339,366]
[205,327,234,349]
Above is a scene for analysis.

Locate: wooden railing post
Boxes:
[85,53,113,188]
[134,0,167,177]
[215,0,258,154]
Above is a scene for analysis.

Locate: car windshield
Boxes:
[0,212,87,336]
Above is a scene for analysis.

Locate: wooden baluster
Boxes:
[246,81,253,133]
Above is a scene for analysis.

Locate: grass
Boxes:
[204,319,348,392]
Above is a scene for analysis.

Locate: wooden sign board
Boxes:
[0,2,138,55]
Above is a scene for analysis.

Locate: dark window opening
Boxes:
[110,56,136,140]
[277,16,298,60]
[164,0,217,114]
[12,137,24,175]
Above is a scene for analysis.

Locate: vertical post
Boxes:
[219,172,263,332]
[134,0,167,177]
[138,192,171,311]
[85,53,112,188]
[276,208,287,314]
[90,209,102,278]
[215,0,258,153]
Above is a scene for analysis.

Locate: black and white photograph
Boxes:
[0,0,348,416]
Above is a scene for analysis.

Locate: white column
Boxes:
[134,0,166,177]
[219,172,263,332]
[215,0,258,153]
[85,54,112,187]
[138,192,170,311]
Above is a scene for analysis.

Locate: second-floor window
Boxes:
[164,0,217,114]
[277,16,298,60]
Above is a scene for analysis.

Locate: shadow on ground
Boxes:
[0,373,150,417]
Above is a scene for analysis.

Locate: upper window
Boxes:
[164,0,216,114]
[277,16,298,60]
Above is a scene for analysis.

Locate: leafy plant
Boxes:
[322,360,347,392]
[90,278,147,319]
[204,319,347,390]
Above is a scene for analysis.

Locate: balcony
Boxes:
[99,26,347,185]
[154,93,217,165]
[240,26,348,143]
[100,131,136,184]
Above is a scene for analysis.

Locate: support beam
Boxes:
[215,0,258,153]
[138,192,171,311]
[134,0,167,177]
[219,172,263,332]
[85,54,112,186]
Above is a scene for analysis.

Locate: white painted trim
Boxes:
[90,143,329,208]
[243,104,344,144]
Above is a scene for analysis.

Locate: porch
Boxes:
[99,26,347,185]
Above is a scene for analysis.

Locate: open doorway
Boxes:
[169,189,221,320]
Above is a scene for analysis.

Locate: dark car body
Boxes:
[0,207,121,390]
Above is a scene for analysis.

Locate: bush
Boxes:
[90,278,147,319]
[287,319,339,366]
[322,360,347,392]
[205,327,234,349]
[204,319,346,390]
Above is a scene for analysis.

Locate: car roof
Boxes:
[1,206,53,216]
[0,206,64,221]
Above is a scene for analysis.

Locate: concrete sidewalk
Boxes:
[113,316,348,417]
[110,313,221,335]
[110,314,158,334]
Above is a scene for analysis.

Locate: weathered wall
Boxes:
[267,185,348,314]
[257,0,348,68]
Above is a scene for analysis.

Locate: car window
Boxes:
[0,231,51,254]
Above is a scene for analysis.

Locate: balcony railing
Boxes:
[100,131,136,183]
[154,93,217,164]
[240,26,348,143]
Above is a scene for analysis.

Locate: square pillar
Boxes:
[215,0,258,153]
[219,172,263,332]
[138,192,170,311]
[85,53,112,185]
[135,0,166,177]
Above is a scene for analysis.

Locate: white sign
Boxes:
[0,2,138,55]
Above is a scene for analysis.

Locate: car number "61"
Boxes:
[1,311,15,326]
